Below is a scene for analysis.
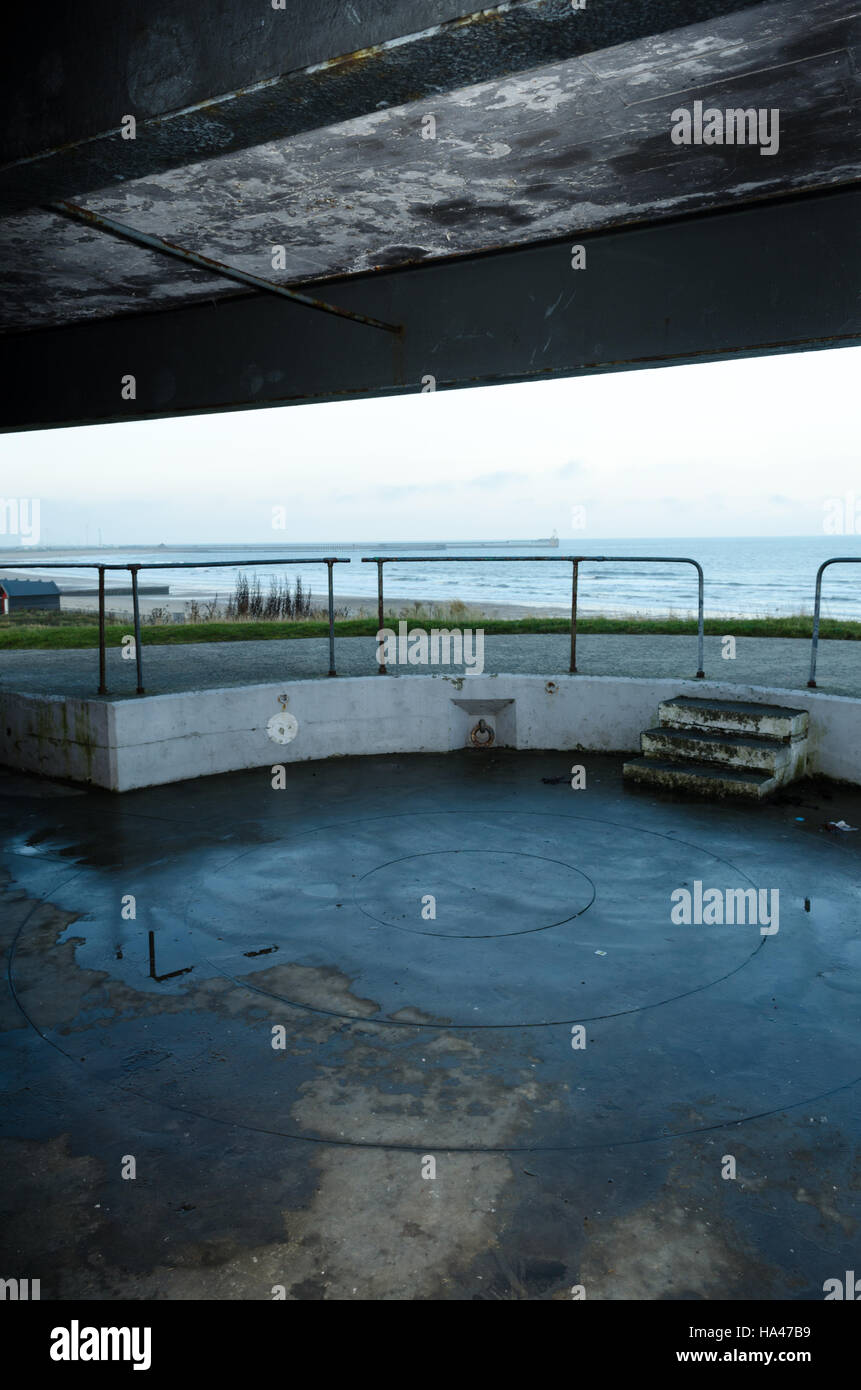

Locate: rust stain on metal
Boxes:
[308,6,510,78]
[309,43,392,78]
[452,7,509,29]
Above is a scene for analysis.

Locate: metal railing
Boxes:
[362,554,705,678]
[807,557,861,688]
[8,548,861,695]
[2,557,350,692]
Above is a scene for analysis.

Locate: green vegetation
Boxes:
[0,609,105,627]
[2,609,859,651]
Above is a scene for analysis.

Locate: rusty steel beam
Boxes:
[0,0,770,215]
[48,202,402,334]
[1,188,858,433]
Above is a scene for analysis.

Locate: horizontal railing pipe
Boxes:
[3,551,711,689]
[362,553,706,678]
[1,556,350,693]
[807,557,861,687]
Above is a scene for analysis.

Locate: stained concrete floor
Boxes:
[0,749,859,1300]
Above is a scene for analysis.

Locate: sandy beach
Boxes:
[57,591,571,621]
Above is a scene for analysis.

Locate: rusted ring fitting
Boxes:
[469,718,495,747]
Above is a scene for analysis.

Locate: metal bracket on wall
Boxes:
[47,200,404,335]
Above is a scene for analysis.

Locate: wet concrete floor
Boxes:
[0,750,858,1299]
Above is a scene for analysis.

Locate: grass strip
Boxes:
[2,615,860,650]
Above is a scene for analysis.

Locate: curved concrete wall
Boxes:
[2,673,860,792]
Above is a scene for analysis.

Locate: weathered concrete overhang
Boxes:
[0,0,857,431]
[0,0,771,214]
[1,0,857,334]
[1,188,857,433]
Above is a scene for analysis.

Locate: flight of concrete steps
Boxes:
[623,695,809,800]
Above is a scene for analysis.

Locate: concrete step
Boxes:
[640,725,807,777]
[658,695,808,742]
[623,756,778,800]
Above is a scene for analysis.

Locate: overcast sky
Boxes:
[2,346,858,546]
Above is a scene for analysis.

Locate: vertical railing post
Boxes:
[327,559,336,677]
[130,566,144,694]
[376,560,387,674]
[807,562,826,688]
[569,559,579,674]
[97,565,108,694]
[695,561,705,678]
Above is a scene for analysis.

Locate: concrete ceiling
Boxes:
[0,0,858,432]
[1,0,857,333]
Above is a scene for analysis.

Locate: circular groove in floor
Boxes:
[11,799,860,1154]
[353,848,596,937]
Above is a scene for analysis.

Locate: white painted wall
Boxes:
[1,674,860,792]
